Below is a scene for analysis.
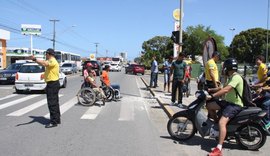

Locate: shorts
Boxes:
[216,100,243,119]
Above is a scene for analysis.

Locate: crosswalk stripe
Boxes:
[118,97,134,121]
[0,94,18,101]
[0,95,40,110]
[7,95,64,116]
[80,105,103,120]
[44,96,77,119]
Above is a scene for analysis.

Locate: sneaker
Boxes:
[177,103,184,108]
[208,147,222,156]
[264,122,270,130]
[170,102,176,106]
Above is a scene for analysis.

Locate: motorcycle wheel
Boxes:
[235,124,267,150]
[167,114,196,141]
[77,88,96,106]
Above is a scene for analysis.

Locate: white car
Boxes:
[15,63,67,93]
[110,63,121,72]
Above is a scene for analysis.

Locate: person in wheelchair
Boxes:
[84,63,106,100]
[100,65,121,99]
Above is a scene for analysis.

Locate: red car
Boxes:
[125,64,145,75]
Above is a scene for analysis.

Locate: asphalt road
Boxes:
[0,71,269,156]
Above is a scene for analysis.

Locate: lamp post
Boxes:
[266,0,269,63]
[229,28,235,58]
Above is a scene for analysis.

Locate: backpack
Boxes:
[234,75,256,107]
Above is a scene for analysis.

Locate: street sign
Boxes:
[21,24,41,35]
[202,37,217,66]
[90,54,95,60]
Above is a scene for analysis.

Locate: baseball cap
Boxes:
[45,48,55,56]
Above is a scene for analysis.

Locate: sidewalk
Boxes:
[141,75,197,118]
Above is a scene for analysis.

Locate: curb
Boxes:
[140,77,174,118]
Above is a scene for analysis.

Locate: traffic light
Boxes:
[171,31,179,44]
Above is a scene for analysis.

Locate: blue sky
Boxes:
[0,0,267,60]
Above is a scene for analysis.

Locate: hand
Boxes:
[206,95,213,101]
[29,55,36,61]
[256,87,263,94]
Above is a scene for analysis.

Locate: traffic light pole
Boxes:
[179,0,184,54]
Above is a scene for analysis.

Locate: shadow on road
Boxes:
[160,135,245,153]
[16,116,50,127]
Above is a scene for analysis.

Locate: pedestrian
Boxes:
[254,55,268,85]
[205,51,220,89]
[149,55,158,88]
[206,58,244,156]
[163,56,173,92]
[30,48,61,128]
[170,53,186,107]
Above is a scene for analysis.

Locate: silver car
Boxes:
[61,63,77,74]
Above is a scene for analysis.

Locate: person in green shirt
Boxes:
[206,58,243,156]
[169,53,186,107]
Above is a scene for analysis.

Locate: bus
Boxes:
[1,47,81,70]
[55,50,82,71]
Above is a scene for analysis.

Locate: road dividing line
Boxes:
[81,105,103,120]
[44,96,77,119]
[0,95,40,110]
[7,95,63,116]
[0,94,18,101]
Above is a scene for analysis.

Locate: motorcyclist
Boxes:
[206,58,244,156]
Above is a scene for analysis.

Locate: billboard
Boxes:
[21,24,41,35]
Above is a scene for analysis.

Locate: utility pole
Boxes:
[50,19,60,50]
[94,42,99,57]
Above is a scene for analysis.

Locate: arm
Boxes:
[30,55,49,67]
[211,85,233,98]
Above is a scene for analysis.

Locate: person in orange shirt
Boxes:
[101,65,120,91]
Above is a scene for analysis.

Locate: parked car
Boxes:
[61,63,77,74]
[0,63,24,84]
[82,60,102,76]
[15,63,67,93]
[110,63,122,72]
[125,64,145,75]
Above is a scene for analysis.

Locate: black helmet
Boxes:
[223,58,238,75]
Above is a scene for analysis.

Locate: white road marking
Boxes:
[44,96,77,119]
[7,95,63,116]
[118,96,135,121]
[80,105,103,120]
[0,94,18,101]
[0,95,40,110]
[0,86,13,90]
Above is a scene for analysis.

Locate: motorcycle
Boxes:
[167,90,268,150]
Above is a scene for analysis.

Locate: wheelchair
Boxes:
[101,82,121,102]
[77,81,105,106]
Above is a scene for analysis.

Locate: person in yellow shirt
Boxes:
[205,51,220,89]
[255,55,268,84]
[30,48,61,128]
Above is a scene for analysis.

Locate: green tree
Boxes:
[230,28,267,63]
[183,25,229,61]
[141,36,174,68]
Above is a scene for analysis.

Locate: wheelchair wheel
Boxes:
[103,87,114,102]
[77,87,96,106]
